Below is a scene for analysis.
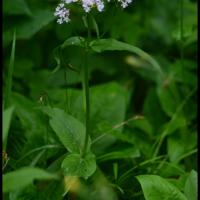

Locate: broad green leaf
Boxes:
[61,153,96,179]
[90,39,163,83]
[137,175,187,200]
[3,106,14,149]
[3,167,58,193]
[97,147,140,162]
[42,107,87,153]
[59,82,128,153]
[16,10,55,39]
[184,170,197,200]
[3,0,32,16]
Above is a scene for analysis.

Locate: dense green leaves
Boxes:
[3,167,58,193]
[3,0,197,199]
[137,175,187,200]
[16,10,55,39]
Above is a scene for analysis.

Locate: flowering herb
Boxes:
[54,0,133,24]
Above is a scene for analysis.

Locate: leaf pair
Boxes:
[41,107,96,179]
[54,36,163,84]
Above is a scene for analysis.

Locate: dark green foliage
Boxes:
[3,0,197,199]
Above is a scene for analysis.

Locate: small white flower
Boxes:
[95,0,104,12]
[57,18,63,24]
[54,4,70,24]
[54,0,134,24]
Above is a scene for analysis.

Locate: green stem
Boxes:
[82,14,91,157]
[82,48,90,157]
[180,0,184,63]
[180,0,184,80]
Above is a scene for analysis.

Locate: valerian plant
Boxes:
[48,0,164,181]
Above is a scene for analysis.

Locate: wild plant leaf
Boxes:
[16,9,55,39]
[167,131,197,163]
[3,0,32,16]
[41,107,88,153]
[3,167,59,193]
[3,106,14,150]
[137,175,187,200]
[90,39,163,83]
[61,153,96,179]
[184,170,197,200]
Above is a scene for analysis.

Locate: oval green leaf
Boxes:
[137,175,187,200]
[61,153,96,179]
[42,107,89,153]
[90,39,163,83]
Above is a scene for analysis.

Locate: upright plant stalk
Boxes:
[4,30,16,109]
[82,14,91,157]
[180,0,184,82]
[180,0,184,63]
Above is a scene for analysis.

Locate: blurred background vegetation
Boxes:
[3,0,197,199]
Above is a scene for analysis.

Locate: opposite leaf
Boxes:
[61,153,96,179]
[42,107,89,153]
[137,175,187,200]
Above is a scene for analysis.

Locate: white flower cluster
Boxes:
[54,0,133,24]
[54,3,70,24]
